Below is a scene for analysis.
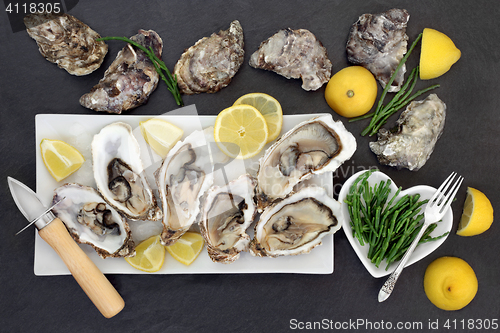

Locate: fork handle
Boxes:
[378,222,430,302]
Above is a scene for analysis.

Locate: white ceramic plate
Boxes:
[338,170,452,278]
[34,108,335,275]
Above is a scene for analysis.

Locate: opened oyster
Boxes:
[174,20,244,94]
[52,184,135,258]
[80,29,162,113]
[156,129,216,245]
[255,115,356,210]
[370,94,446,171]
[249,28,332,91]
[347,8,409,92]
[200,174,256,264]
[92,122,161,220]
[250,186,342,257]
[24,12,107,76]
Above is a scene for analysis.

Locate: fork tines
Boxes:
[430,172,464,213]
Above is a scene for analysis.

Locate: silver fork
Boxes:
[378,172,464,302]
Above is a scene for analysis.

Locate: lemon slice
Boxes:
[233,93,283,142]
[140,119,184,158]
[420,28,461,80]
[40,139,85,182]
[457,187,494,236]
[125,235,166,272]
[214,104,269,159]
[165,232,204,266]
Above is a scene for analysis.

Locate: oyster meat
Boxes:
[174,20,244,94]
[24,12,107,75]
[249,28,332,91]
[370,94,446,171]
[52,184,135,258]
[92,122,161,220]
[156,128,216,245]
[250,186,342,257]
[255,115,356,210]
[200,174,257,264]
[80,29,162,114]
[346,8,409,92]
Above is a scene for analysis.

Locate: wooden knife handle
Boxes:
[38,217,125,318]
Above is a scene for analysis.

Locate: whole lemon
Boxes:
[424,256,478,311]
[420,28,461,80]
[324,66,378,118]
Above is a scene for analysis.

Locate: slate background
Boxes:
[1,0,499,332]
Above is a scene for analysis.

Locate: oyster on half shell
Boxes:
[52,183,135,258]
[92,122,161,220]
[156,128,216,246]
[200,174,257,264]
[255,115,356,210]
[250,186,342,257]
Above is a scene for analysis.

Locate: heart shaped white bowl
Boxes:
[338,170,453,278]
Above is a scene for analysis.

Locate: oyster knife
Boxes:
[7,176,125,318]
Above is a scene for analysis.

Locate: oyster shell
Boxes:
[174,20,244,94]
[52,183,135,258]
[92,122,161,220]
[200,174,257,264]
[255,115,356,210]
[249,28,332,91]
[24,12,107,76]
[346,8,409,92]
[369,94,446,171]
[80,29,162,114]
[250,186,342,257]
[156,128,216,245]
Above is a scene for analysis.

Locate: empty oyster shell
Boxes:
[369,94,446,171]
[250,186,342,257]
[80,29,162,113]
[249,28,332,91]
[92,122,161,220]
[255,115,356,210]
[24,12,107,76]
[200,174,257,264]
[156,128,216,245]
[173,20,244,94]
[346,8,409,92]
[52,183,135,258]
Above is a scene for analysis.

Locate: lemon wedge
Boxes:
[165,232,205,266]
[125,235,166,272]
[457,187,494,236]
[233,93,283,142]
[214,104,269,159]
[40,139,85,182]
[140,119,184,158]
[420,28,461,80]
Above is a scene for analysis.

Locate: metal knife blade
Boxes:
[7,176,61,234]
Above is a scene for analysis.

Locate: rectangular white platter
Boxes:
[34,106,335,275]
